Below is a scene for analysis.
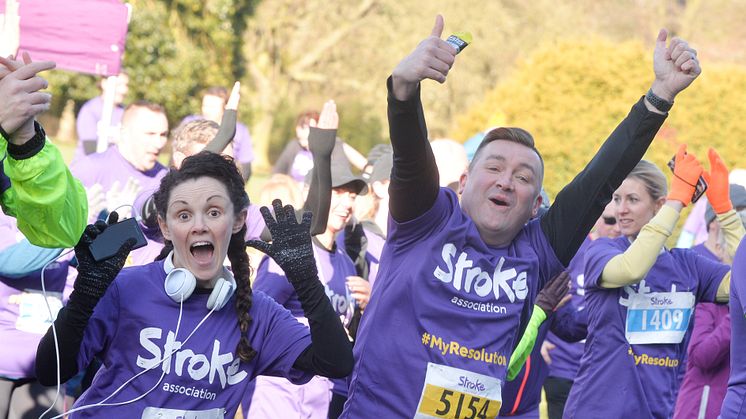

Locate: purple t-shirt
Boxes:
[545,237,592,381]
[74,96,125,161]
[72,260,312,418]
[253,240,356,402]
[342,188,564,418]
[70,146,167,194]
[720,239,746,418]
[564,237,728,419]
[181,115,255,164]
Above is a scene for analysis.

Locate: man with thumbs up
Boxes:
[341,15,702,418]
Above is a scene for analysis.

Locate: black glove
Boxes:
[536,271,570,314]
[246,200,317,285]
[72,212,136,302]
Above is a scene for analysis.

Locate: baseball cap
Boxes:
[306,156,368,195]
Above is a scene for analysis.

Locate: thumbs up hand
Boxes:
[649,29,701,104]
[391,15,458,101]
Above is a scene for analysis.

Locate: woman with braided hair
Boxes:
[34,151,353,418]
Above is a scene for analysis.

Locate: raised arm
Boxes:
[0,54,87,248]
[36,215,135,385]
[303,100,337,235]
[247,200,353,378]
[204,81,239,154]
[600,145,700,288]
[540,30,701,265]
[388,15,456,222]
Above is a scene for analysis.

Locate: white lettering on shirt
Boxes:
[137,327,248,389]
[433,243,529,303]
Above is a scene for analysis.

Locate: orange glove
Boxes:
[667,144,703,206]
[702,148,732,214]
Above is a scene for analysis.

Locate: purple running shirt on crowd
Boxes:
[248,240,356,416]
[720,239,746,418]
[564,237,728,419]
[341,188,564,418]
[0,213,72,379]
[181,115,255,165]
[673,243,730,419]
[545,237,592,381]
[69,146,167,193]
[70,260,312,418]
[74,96,125,162]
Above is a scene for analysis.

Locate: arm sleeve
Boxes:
[540,97,667,266]
[687,305,731,370]
[240,162,251,183]
[35,291,102,385]
[1,134,88,248]
[291,275,354,378]
[507,305,547,381]
[600,205,679,288]
[548,302,588,343]
[0,239,62,277]
[717,209,746,258]
[203,109,238,154]
[303,127,334,236]
[386,77,440,223]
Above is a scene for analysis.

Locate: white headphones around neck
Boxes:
[163,252,236,311]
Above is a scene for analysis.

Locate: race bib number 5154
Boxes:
[415,363,501,419]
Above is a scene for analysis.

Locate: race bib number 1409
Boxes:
[625,291,694,345]
[415,363,501,419]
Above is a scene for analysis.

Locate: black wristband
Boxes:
[645,89,673,113]
[7,121,46,160]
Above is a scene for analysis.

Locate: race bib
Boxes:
[15,290,63,335]
[625,291,694,344]
[141,407,225,419]
[415,363,501,419]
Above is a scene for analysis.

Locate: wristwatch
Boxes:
[646,89,673,113]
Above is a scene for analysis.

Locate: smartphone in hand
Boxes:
[667,155,708,204]
[89,217,147,262]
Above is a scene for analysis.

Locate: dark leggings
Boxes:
[543,376,574,419]
[0,377,64,419]
[328,392,346,419]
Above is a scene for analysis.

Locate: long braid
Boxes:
[155,240,174,262]
[228,225,256,362]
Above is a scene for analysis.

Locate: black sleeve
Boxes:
[35,292,99,386]
[240,162,252,183]
[204,109,238,154]
[82,140,98,156]
[540,97,667,266]
[548,302,588,343]
[303,127,335,236]
[386,77,440,223]
[272,141,300,175]
[291,277,354,378]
